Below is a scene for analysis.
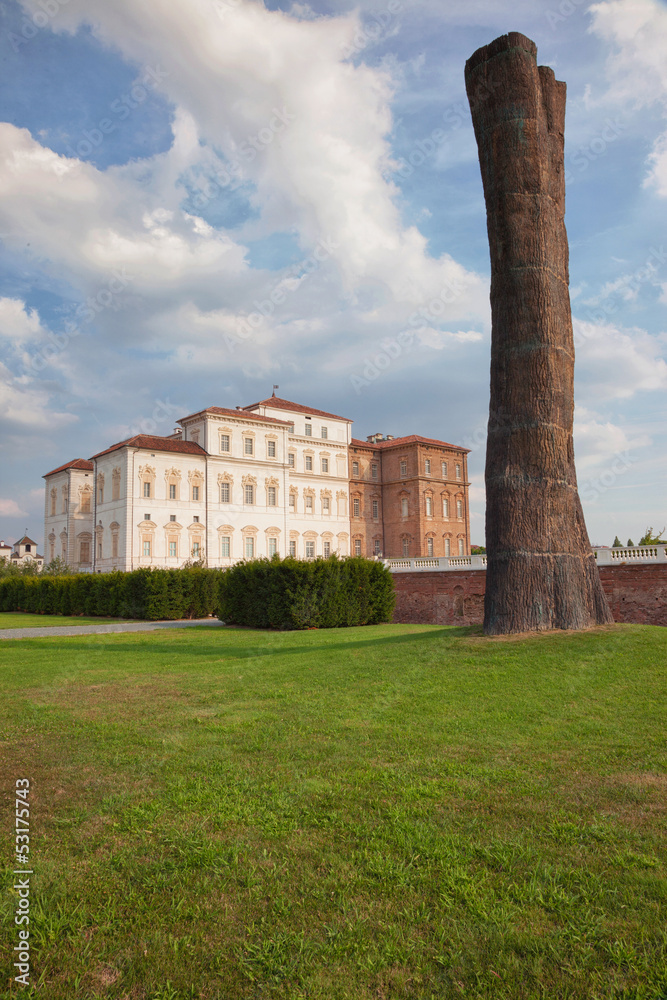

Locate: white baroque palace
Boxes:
[43,396,354,571]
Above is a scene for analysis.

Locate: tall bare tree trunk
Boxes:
[465,32,613,634]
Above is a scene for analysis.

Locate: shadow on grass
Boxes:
[6,625,479,663]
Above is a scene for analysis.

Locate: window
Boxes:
[306,495,313,513]
[305,455,313,471]
[143,540,151,557]
[289,493,296,510]
[169,541,177,557]
[267,486,277,506]
[144,513,150,520]
[81,491,92,512]
[425,459,431,475]
[143,482,151,498]
[401,498,408,517]
[321,427,327,439]
[372,499,379,520]
[220,536,230,557]
[192,485,200,501]
[323,541,331,557]
[170,514,176,522]
[323,497,330,514]
[306,540,315,558]
[268,537,277,556]
[220,482,230,503]
[354,539,362,556]
[97,542,102,559]
[374,539,381,556]
[352,461,359,477]
[245,538,255,559]
[169,484,177,499]
[445,538,451,557]
[80,540,91,563]
[442,461,448,478]
[288,453,295,467]
[321,458,329,473]
[244,437,254,455]
[267,440,276,457]
[289,540,296,557]
[245,484,254,505]
[220,434,230,453]
[402,538,409,556]
[353,497,360,517]
[112,475,120,501]
[456,463,462,480]
[304,423,312,437]
[50,490,57,516]
[98,488,103,504]
[457,499,463,518]
[112,535,118,558]
[426,496,433,516]
[427,537,434,556]
[458,539,465,556]
[371,463,378,480]
[443,497,450,517]
[193,516,200,523]
[192,542,201,558]
[400,460,407,478]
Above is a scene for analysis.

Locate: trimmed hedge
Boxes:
[217,555,395,630]
[0,567,220,621]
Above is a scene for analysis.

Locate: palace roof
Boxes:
[244,396,353,423]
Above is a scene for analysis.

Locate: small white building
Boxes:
[2,535,44,571]
[43,395,352,572]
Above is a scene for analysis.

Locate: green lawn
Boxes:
[0,612,130,629]
[0,623,666,999]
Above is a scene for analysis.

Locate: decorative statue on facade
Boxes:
[465,33,613,634]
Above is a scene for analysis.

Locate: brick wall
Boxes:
[392,563,667,627]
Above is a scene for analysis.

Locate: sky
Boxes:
[0,0,666,551]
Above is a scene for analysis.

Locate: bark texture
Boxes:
[465,32,612,634]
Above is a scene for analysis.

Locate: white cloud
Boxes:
[0,499,28,518]
[588,0,667,196]
[574,405,650,474]
[15,0,484,315]
[574,318,667,399]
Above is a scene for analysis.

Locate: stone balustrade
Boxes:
[384,546,667,573]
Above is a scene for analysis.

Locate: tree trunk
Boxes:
[465,32,613,634]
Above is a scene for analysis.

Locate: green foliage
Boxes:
[612,535,622,547]
[470,544,486,554]
[0,556,40,578]
[0,567,221,620]
[627,538,634,548]
[218,555,395,630]
[42,556,72,576]
[638,526,666,546]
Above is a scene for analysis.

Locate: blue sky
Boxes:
[1,0,666,550]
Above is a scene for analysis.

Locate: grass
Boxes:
[0,613,131,629]
[0,622,665,999]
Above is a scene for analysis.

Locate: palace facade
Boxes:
[43,395,470,571]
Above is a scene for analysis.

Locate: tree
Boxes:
[627,539,634,548]
[638,527,666,546]
[612,536,622,548]
[42,556,71,576]
[465,33,612,634]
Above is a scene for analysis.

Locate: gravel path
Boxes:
[0,619,227,640]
